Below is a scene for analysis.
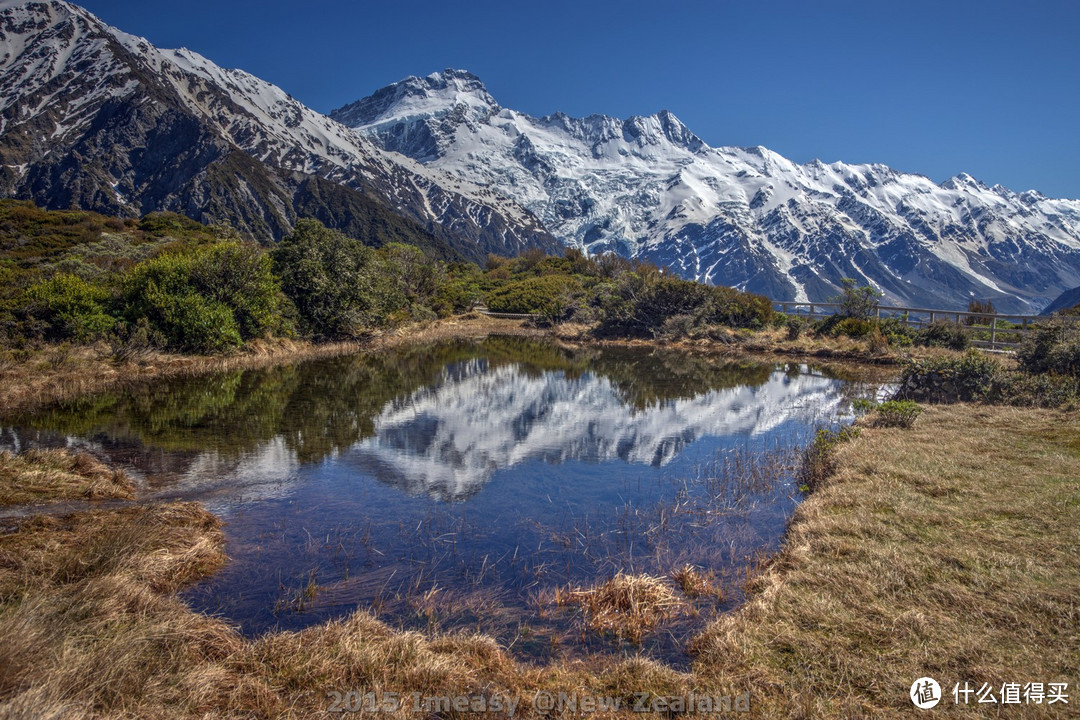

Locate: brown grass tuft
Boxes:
[670,564,723,601]
[555,573,684,643]
[0,448,134,506]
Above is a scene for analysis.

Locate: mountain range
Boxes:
[3,1,1080,311]
[336,70,1080,313]
[0,0,557,262]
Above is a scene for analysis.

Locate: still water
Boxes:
[3,337,879,664]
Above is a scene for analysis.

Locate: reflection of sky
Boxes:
[345,361,850,501]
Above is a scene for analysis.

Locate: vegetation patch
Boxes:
[554,573,685,644]
[867,399,922,428]
[0,448,134,505]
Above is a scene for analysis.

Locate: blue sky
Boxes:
[79,0,1080,198]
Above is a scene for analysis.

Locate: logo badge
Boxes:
[910,677,941,709]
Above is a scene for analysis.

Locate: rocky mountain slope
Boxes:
[336,70,1080,312]
[0,1,558,261]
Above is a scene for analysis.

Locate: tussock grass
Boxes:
[555,573,684,644]
[691,404,1080,717]
[0,448,133,506]
[671,564,723,602]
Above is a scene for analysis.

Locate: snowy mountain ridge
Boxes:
[336,70,1080,312]
[0,2,558,259]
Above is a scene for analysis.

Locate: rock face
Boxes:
[336,70,1080,312]
[1043,285,1080,314]
[0,1,559,261]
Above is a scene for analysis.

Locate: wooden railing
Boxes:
[773,301,1076,350]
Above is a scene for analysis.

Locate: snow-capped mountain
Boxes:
[0,1,558,260]
[336,70,1080,312]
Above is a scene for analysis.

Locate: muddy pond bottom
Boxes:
[5,337,880,666]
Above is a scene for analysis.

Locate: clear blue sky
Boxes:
[79,0,1080,198]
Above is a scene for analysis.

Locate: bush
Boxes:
[896,352,1001,403]
[870,400,922,428]
[878,317,915,347]
[786,314,807,340]
[486,274,584,321]
[702,286,773,329]
[1016,320,1080,377]
[124,241,283,352]
[23,273,118,342]
[272,220,394,339]
[915,320,970,350]
[595,274,771,337]
[982,371,1080,409]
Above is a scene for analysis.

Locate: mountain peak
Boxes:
[331,68,498,129]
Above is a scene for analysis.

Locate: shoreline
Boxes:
[2,314,948,417]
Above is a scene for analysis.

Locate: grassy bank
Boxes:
[693,404,1079,717]
[1,404,1075,717]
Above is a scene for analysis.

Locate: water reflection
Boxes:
[3,338,880,665]
[351,358,846,501]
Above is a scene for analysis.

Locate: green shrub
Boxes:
[702,286,773,329]
[486,274,584,321]
[23,273,118,342]
[870,400,922,428]
[878,317,915,347]
[896,352,1001,403]
[785,314,807,340]
[595,274,770,337]
[272,220,394,339]
[432,263,483,317]
[914,320,970,350]
[851,398,877,416]
[1016,320,1080,377]
[833,278,882,319]
[124,241,283,352]
[835,317,876,338]
[982,370,1080,408]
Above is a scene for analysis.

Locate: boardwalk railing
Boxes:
[473,305,540,320]
[773,300,1077,350]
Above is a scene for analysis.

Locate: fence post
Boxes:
[990,318,997,350]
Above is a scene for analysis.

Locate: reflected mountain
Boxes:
[3,338,866,507]
[347,360,848,501]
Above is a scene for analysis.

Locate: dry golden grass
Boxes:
[555,573,685,644]
[0,448,134,506]
[0,504,688,718]
[691,404,1080,717]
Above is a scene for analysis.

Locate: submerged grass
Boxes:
[0,448,134,506]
